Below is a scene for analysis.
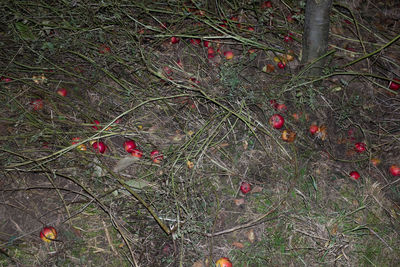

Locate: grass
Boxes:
[1,0,400,266]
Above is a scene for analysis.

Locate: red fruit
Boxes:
[284,35,293,42]
[99,44,111,54]
[171,36,180,44]
[354,142,366,153]
[389,78,400,91]
[269,99,278,109]
[309,125,319,135]
[124,140,137,153]
[150,150,163,163]
[31,99,44,111]
[92,120,100,130]
[131,148,143,158]
[203,40,210,47]
[40,226,57,242]
[261,1,272,8]
[269,114,284,129]
[287,14,294,23]
[224,51,234,60]
[277,62,285,69]
[247,26,255,31]
[56,88,67,97]
[92,141,107,154]
[349,171,360,180]
[240,182,251,194]
[276,103,287,112]
[0,76,12,82]
[190,38,201,46]
[216,257,232,267]
[208,53,215,59]
[389,165,400,176]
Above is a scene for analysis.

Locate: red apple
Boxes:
[171,36,180,44]
[389,78,400,91]
[92,120,100,130]
[1,76,12,82]
[277,62,285,69]
[354,142,366,153]
[224,51,234,60]
[240,182,251,194]
[40,226,57,242]
[56,88,67,97]
[190,38,201,46]
[31,99,44,111]
[261,1,272,8]
[99,44,111,54]
[349,171,360,180]
[389,165,400,176]
[309,125,319,135]
[216,257,232,267]
[276,103,287,112]
[284,35,293,43]
[131,148,143,158]
[150,150,163,163]
[203,40,210,47]
[92,141,107,154]
[269,114,284,129]
[124,140,137,153]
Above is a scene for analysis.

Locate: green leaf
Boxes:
[15,22,36,41]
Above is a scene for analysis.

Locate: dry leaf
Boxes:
[242,140,248,150]
[246,229,256,243]
[187,160,194,169]
[232,242,244,249]
[113,156,139,172]
[192,260,205,267]
[234,198,245,206]
[251,185,263,193]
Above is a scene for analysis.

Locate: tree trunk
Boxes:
[301,0,333,76]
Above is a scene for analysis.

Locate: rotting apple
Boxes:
[240,182,251,194]
[389,165,400,176]
[72,137,87,151]
[56,88,67,97]
[216,257,233,267]
[349,171,360,180]
[354,142,366,153]
[131,148,143,158]
[269,114,284,129]
[92,141,107,154]
[150,150,163,164]
[124,140,137,153]
[40,226,57,242]
[281,129,296,143]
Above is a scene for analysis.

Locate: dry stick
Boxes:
[341,33,400,68]
[204,199,283,237]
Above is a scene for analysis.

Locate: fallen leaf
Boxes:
[232,242,244,249]
[234,198,245,206]
[246,229,256,243]
[187,160,194,169]
[250,185,263,193]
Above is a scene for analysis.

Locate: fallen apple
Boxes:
[216,257,232,267]
[56,88,68,97]
[92,141,107,154]
[40,226,57,242]
[150,150,163,163]
[224,51,234,60]
[389,165,400,176]
[284,35,293,42]
[349,171,360,180]
[354,142,366,153]
[309,125,319,135]
[261,1,272,8]
[203,40,210,47]
[171,36,180,44]
[92,120,100,130]
[124,140,137,153]
[131,148,143,158]
[0,76,12,82]
[281,129,296,143]
[190,38,201,46]
[276,103,287,112]
[277,62,286,69]
[31,99,44,111]
[389,78,400,91]
[269,114,284,129]
[240,182,251,194]
[72,137,87,151]
[99,44,111,54]
[370,158,380,166]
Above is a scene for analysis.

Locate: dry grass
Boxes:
[1,0,400,266]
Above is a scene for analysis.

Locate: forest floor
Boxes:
[1,1,400,266]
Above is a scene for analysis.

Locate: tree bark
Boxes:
[301,0,333,76]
